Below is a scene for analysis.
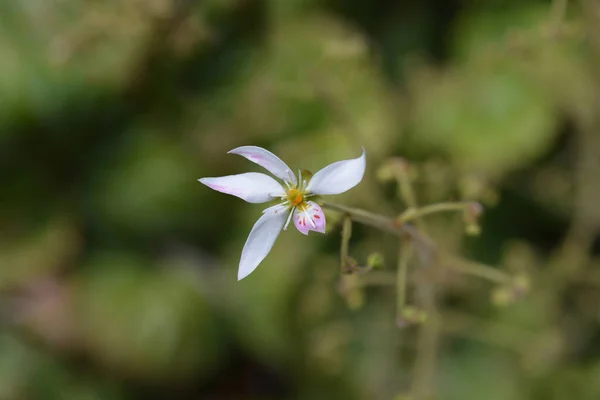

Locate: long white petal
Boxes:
[238,204,287,280]
[199,173,285,203]
[306,148,366,195]
[228,146,297,185]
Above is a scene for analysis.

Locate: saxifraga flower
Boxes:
[199,146,366,280]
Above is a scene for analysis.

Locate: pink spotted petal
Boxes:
[293,201,326,235]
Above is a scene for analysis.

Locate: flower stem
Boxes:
[340,215,352,274]
[323,202,511,285]
[393,162,425,232]
[321,202,428,244]
[397,202,472,224]
[448,256,512,284]
[397,237,412,316]
[396,168,418,209]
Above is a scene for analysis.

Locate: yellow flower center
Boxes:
[287,189,304,207]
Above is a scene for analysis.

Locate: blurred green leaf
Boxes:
[408,62,556,175]
[90,131,201,238]
[76,252,223,381]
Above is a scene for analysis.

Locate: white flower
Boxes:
[199,146,366,280]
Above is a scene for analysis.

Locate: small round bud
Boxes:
[464,202,484,236]
[465,223,481,236]
[467,201,484,218]
[397,306,428,328]
[366,253,385,269]
[463,201,484,224]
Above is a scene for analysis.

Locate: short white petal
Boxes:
[238,204,288,280]
[199,173,285,203]
[293,201,326,235]
[228,146,297,185]
[306,149,366,195]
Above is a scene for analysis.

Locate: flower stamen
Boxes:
[283,207,295,230]
[286,188,305,207]
[307,213,316,227]
[285,169,296,184]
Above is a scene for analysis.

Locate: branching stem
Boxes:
[323,202,511,285]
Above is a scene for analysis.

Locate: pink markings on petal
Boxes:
[206,183,240,196]
[199,173,285,203]
[208,184,229,192]
[228,146,297,185]
[293,201,326,235]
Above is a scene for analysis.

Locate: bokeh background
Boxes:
[2,0,600,399]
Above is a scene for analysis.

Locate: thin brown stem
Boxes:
[447,256,513,285]
[398,202,472,224]
[340,215,353,273]
[410,287,440,399]
[395,170,418,210]
[397,238,412,317]
[322,202,432,247]
[324,202,507,285]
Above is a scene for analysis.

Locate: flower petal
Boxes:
[238,204,288,280]
[228,146,297,185]
[306,148,366,195]
[293,201,326,235]
[199,173,285,203]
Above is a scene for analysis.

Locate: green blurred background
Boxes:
[1,0,600,399]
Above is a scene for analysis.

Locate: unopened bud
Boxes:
[366,253,384,269]
[491,273,530,306]
[464,201,484,222]
[465,223,481,236]
[397,306,427,328]
[464,202,484,236]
